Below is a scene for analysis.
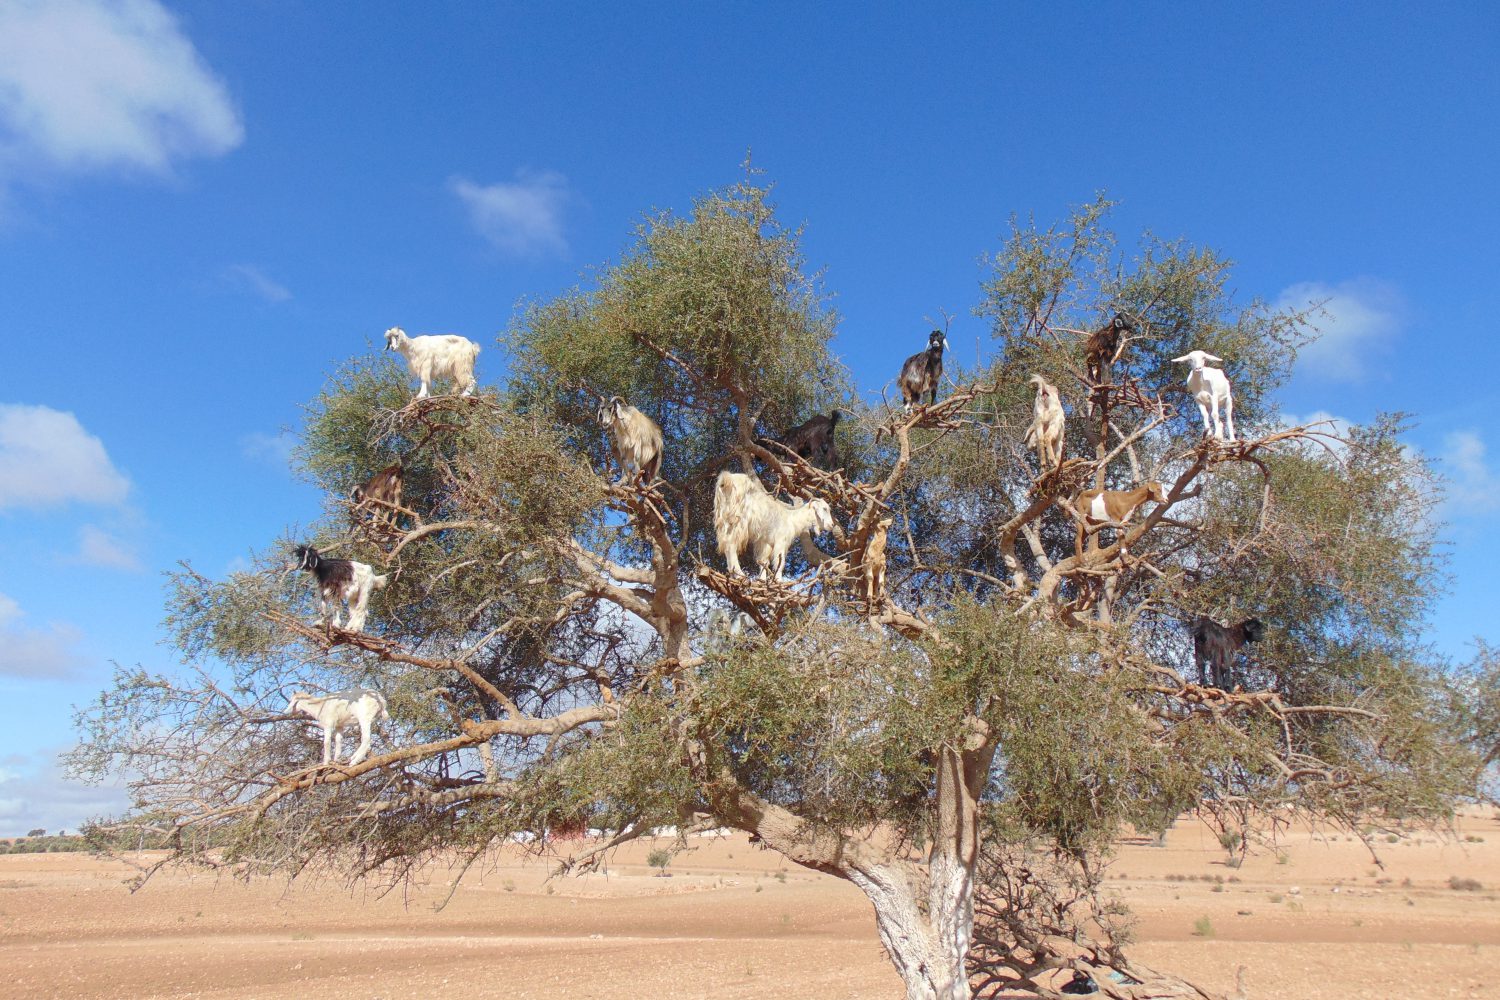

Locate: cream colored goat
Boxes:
[384,327,481,399]
[714,471,836,580]
[1022,374,1065,471]
[597,396,663,483]
[1073,481,1166,558]
[286,687,389,765]
[862,517,894,604]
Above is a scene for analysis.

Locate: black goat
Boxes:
[1084,313,1135,384]
[1191,616,1266,689]
[898,330,949,410]
[782,410,842,469]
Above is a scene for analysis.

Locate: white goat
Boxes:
[1172,350,1235,442]
[286,687,389,765]
[596,396,663,483]
[714,470,836,581]
[384,327,481,399]
[1022,374,1066,471]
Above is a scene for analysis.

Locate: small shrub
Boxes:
[1465,835,1484,844]
[1191,916,1214,937]
[646,849,672,876]
[1448,876,1483,892]
[775,871,787,883]
[1385,833,1400,844]
[1218,830,1243,852]
[1210,884,1225,893]
[1268,893,1284,903]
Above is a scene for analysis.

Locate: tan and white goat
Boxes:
[1073,482,1166,559]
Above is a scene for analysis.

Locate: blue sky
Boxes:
[0,1,1496,834]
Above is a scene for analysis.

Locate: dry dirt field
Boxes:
[1,811,1496,999]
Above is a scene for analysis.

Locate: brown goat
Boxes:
[782,410,842,470]
[352,460,404,528]
[1083,313,1135,384]
[1192,617,1266,689]
[862,517,894,605]
[1073,481,1165,558]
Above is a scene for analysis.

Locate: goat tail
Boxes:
[643,448,662,483]
[372,573,390,590]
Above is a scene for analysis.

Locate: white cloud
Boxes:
[72,524,142,571]
[1440,430,1500,517]
[0,403,130,510]
[451,169,571,257]
[1275,278,1402,382]
[0,747,131,836]
[221,263,290,303]
[241,429,297,470]
[0,0,242,182]
[0,593,88,679]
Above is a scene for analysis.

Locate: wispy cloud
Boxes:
[0,746,131,836]
[71,524,142,572]
[0,0,242,184]
[451,169,571,257]
[1275,278,1402,383]
[221,263,291,303]
[1440,430,1500,517]
[0,593,88,680]
[0,403,130,510]
[241,429,297,471]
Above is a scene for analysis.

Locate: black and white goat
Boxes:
[781,410,842,470]
[713,471,835,580]
[898,330,949,410]
[1191,617,1265,689]
[287,687,389,765]
[596,396,663,483]
[286,544,388,632]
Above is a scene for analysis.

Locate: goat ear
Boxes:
[1204,353,1223,363]
[1171,354,1192,363]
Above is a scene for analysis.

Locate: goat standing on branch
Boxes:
[285,544,388,632]
[1192,617,1265,689]
[384,327,481,400]
[286,688,389,765]
[714,470,836,580]
[1073,482,1166,559]
[1173,349,1236,442]
[1022,375,1066,472]
[1083,313,1134,384]
[351,459,403,529]
[782,410,842,469]
[596,396,663,484]
[863,516,894,605]
[898,329,949,410]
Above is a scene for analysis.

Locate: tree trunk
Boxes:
[852,861,971,1000]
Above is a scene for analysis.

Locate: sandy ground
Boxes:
[1,811,1496,999]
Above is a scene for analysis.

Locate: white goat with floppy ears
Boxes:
[286,688,389,765]
[1172,350,1236,442]
[596,396,664,483]
[714,470,836,581]
[384,327,481,399]
[1022,374,1066,471]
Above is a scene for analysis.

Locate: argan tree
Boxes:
[72,180,1480,1000]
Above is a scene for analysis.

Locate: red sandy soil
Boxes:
[1,810,1496,999]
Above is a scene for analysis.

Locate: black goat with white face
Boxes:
[781,410,842,470]
[898,330,949,410]
[1084,312,1135,384]
[285,544,388,633]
